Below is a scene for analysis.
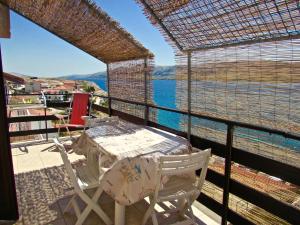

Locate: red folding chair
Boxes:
[55,92,92,139]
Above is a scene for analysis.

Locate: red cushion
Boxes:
[70,93,89,125]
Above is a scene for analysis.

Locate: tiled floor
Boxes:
[11,142,220,225]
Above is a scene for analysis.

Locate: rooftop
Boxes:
[3,72,25,84]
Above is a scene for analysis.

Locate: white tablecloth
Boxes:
[72,121,192,205]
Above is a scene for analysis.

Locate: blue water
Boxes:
[152,80,181,130]
[84,78,107,91]
[87,78,299,151]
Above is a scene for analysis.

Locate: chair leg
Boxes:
[57,118,62,139]
[78,187,112,225]
[142,197,156,225]
[75,204,91,225]
[179,197,195,221]
[179,199,189,217]
[115,203,125,225]
[151,212,158,225]
[187,198,195,222]
[58,117,72,140]
[57,126,61,139]
[90,189,112,225]
[67,126,72,139]
[72,198,82,219]
[64,195,76,214]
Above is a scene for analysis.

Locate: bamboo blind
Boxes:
[176,39,300,134]
[138,0,300,165]
[2,0,153,63]
[138,1,300,223]
[109,58,154,119]
[175,38,300,169]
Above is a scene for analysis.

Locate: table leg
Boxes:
[115,202,125,225]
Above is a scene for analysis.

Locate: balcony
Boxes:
[6,94,300,225]
[1,0,300,224]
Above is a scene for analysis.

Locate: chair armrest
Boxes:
[55,114,69,119]
[81,115,91,120]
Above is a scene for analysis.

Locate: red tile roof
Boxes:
[3,72,25,84]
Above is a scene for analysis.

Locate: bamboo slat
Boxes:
[1,0,153,63]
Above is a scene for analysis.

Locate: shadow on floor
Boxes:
[14,163,211,225]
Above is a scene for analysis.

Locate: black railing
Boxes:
[7,94,300,225]
[7,93,76,138]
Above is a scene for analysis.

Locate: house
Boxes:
[43,87,71,102]
[3,72,25,98]
[24,80,41,93]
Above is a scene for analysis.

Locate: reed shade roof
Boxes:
[0,4,10,38]
[1,0,153,63]
[138,0,300,51]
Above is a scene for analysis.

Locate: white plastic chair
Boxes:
[54,138,112,225]
[142,148,211,225]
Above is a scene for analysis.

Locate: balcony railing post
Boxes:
[44,107,48,141]
[106,63,112,116]
[222,124,234,225]
[0,43,19,220]
[144,58,149,125]
[187,51,192,141]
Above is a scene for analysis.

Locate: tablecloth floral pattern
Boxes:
[71,121,192,205]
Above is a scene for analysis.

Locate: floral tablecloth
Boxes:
[71,121,192,205]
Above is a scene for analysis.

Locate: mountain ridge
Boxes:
[58,65,176,80]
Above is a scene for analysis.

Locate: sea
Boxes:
[83,78,299,151]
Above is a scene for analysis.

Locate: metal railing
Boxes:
[8,93,300,225]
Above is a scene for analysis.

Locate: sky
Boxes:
[0,0,175,77]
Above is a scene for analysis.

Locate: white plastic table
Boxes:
[72,121,191,225]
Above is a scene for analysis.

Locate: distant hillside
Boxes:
[9,72,36,79]
[6,66,176,82]
[58,66,176,80]
[59,71,107,80]
[9,60,300,83]
[152,66,176,79]
[175,60,300,82]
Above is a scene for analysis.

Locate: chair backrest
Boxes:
[156,148,211,197]
[53,138,80,191]
[69,93,90,125]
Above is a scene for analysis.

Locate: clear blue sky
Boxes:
[0,0,174,77]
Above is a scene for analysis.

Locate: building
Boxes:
[3,72,25,102]
[24,80,41,93]
[43,89,69,102]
